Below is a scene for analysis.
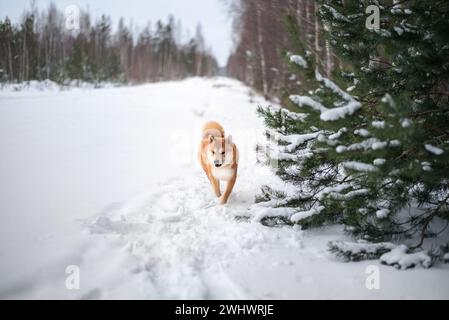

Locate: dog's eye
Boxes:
[212,151,215,155]
[221,152,225,155]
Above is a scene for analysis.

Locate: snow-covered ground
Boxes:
[0,77,448,299]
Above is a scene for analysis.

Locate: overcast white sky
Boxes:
[0,0,233,66]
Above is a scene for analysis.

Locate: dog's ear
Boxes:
[226,135,233,144]
[209,135,215,143]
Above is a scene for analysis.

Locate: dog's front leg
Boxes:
[209,175,221,197]
[219,172,236,204]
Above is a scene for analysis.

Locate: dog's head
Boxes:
[206,135,233,167]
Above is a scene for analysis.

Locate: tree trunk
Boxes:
[255,2,268,98]
[325,40,332,76]
[7,34,13,81]
[314,2,321,71]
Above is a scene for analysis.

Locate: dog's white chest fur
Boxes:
[211,166,234,181]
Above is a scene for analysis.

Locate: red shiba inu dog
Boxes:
[198,121,238,204]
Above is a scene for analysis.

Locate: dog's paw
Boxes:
[218,197,228,205]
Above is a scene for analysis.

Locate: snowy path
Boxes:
[0,78,448,299]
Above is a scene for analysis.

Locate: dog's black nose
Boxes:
[214,161,222,167]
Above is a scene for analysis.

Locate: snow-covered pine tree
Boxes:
[318,0,449,246]
[257,0,449,257]
[256,12,367,229]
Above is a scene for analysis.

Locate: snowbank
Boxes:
[380,245,432,270]
[0,79,124,93]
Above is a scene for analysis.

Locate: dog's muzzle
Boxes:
[214,160,222,167]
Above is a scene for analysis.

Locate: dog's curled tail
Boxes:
[202,121,224,140]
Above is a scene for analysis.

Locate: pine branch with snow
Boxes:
[328,240,397,262]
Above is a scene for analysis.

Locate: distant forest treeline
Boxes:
[0,3,218,83]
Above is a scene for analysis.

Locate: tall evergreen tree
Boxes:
[65,37,87,81]
[0,17,15,81]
